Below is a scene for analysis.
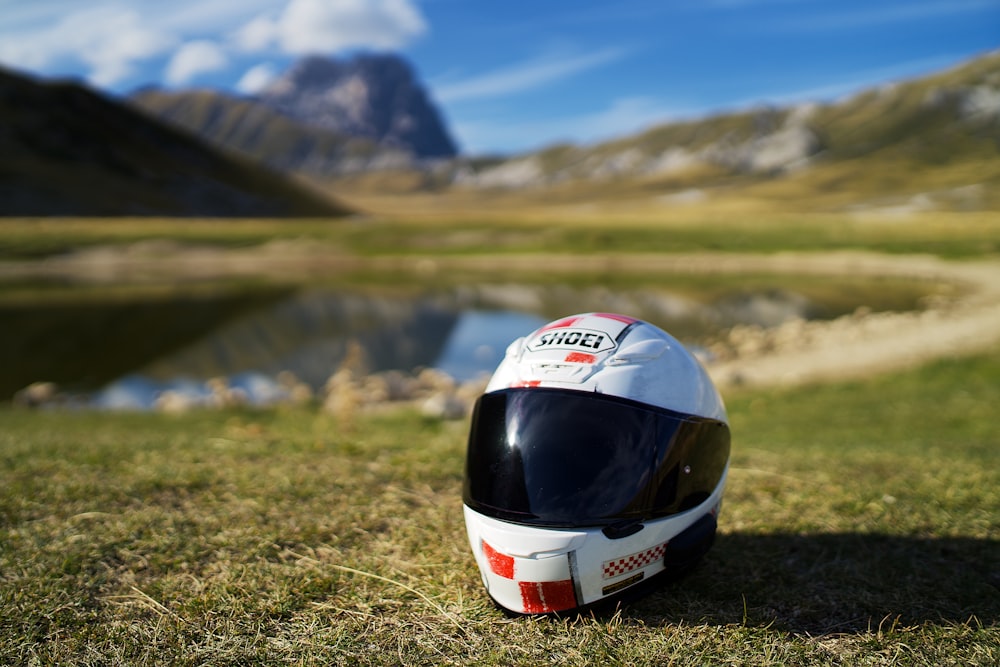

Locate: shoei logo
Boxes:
[527,328,617,353]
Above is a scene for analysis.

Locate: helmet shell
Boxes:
[485,312,726,421]
[464,313,730,614]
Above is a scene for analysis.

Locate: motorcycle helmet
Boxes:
[463,312,730,614]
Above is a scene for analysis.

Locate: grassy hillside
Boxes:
[0,68,354,217]
[130,88,387,175]
[122,51,1000,215]
[2,208,999,261]
[1,345,996,664]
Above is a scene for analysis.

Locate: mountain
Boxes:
[127,50,999,211]
[0,67,353,217]
[450,51,1000,210]
[131,53,457,177]
[259,54,457,159]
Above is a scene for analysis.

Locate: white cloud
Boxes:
[234,15,279,52]
[236,62,278,94]
[156,0,281,32]
[0,0,431,90]
[434,49,627,104]
[731,53,972,112]
[165,40,228,86]
[236,0,427,55]
[764,0,998,32]
[570,97,683,140]
[453,96,682,155]
[0,7,176,86]
[0,30,52,71]
[279,0,426,53]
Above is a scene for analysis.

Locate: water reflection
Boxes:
[134,289,462,389]
[93,372,306,411]
[92,307,547,410]
[7,283,824,409]
[435,310,548,381]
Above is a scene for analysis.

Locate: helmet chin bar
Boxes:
[464,467,727,615]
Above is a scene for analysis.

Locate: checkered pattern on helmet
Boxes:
[602,542,668,579]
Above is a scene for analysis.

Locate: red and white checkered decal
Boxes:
[602,541,668,579]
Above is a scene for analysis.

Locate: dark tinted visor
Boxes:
[463,388,730,528]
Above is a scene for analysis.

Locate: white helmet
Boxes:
[463,313,730,614]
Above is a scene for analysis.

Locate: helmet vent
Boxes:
[525,363,592,383]
[602,519,645,540]
[607,339,669,366]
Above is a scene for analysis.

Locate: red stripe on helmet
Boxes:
[535,315,584,333]
[564,352,597,364]
[592,313,639,325]
[519,579,577,614]
[482,540,514,579]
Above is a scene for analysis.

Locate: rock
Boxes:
[421,391,468,420]
[154,390,198,414]
[259,54,458,159]
[13,381,59,407]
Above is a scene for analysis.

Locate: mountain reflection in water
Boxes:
[91,290,549,409]
[9,283,818,409]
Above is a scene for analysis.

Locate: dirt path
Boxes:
[5,245,1000,389]
[425,250,1000,389]
[692,253,1000,388]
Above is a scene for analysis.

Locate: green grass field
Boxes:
[2,209,1000,260]
[1,205,998,663]
[2,344,997,665]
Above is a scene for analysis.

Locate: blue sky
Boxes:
[1,0,997,155]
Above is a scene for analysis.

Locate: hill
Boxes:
[130,87,399,177]
[121,51,1000,213]
[444,51,1000,211]
[0,67,353,217]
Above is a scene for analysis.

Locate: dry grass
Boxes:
[2,345,998,665]
[3,207,1000,262]
[1,199,998,664]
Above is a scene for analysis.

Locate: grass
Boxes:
[2,209,1000,260]
[2,346,997,665]
[1,206,997,662]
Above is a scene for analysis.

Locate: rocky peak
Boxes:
[258,53,458,159]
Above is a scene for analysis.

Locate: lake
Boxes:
[1,276,925,409]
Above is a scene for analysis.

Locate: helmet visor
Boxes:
[463,388,730,528]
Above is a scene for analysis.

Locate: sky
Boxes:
[1,0,998,155]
